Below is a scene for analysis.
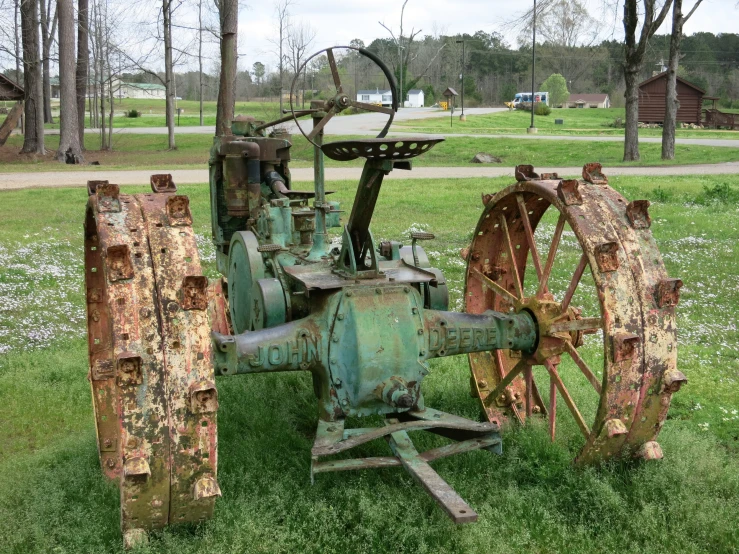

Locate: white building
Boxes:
[405,89,424,108]
[118,82,166,100]
[357,89,394,108]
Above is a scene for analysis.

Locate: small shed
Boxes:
[0,74,24,101]
[0,74,24,146]
[565,93,610,109]
[357,89,394,108]
[405,89,424,108]
[638,72,705,125]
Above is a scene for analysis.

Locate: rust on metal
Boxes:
[85,185,220,539]
[626,200,652,229]
[612,333,640,362]
[87,179,109,196]
[117,354,143,386]
[150,173,177,193]
[106,244,135,281]
[462,165,682,464]
[593,242,620,272]
[557,179,583,206]
[166,195,193,226]
[181,276,209,310]
[656,278,683,308]
[514,164,539,182]
[95,183,121,212]
[582,162,608,185]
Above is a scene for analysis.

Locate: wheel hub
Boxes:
[515,295,585,363]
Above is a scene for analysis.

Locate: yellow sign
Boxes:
[440,101,448,110]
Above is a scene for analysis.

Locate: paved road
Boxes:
[4,162,739,191]
[39,106,739,148]
[43,108,505,136]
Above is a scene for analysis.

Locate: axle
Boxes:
[212,285,537,419]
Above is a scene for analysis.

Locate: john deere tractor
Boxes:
[83,46,685,547]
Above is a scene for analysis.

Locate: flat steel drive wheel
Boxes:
[464,165,687,464]
[84,183,221,547]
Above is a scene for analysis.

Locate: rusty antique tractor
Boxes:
[83,47,686,547]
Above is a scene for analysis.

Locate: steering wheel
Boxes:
[289,46,399,148]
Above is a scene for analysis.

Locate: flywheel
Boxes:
[464,165,686,464]
[84,181,220,547]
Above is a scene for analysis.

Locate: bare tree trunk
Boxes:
[198,0,203,126]
[56,0,84,163]
[661,0,702,160]
[216,0,237,136]
[96,0,106,149]
[14,0,21,85]
[623,68,640,161]
[14,0,23,134]
[20,0,45,154]
[40,0,56,124]
[622,0,672,162]
[660,0,681,160]
[76,0,89,147]
[163,0,175,149]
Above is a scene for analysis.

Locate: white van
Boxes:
[512,92,549,106]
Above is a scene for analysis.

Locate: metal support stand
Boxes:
[307,112,329,261]
[310,407,501,524]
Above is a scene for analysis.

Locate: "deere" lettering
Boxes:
[428,326,498,353]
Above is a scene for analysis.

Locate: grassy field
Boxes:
[0,174,738,553]
[397,107,739,140]
[3,131,739,173]
[43,98,284,129]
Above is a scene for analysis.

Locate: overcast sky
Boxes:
[236,0,739,71]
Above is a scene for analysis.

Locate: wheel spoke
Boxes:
[484,358,527,408]
[516,194,543,281]
[544,359,591,439]
[470,267,519,306]
[549,375,557,442]
[561,253,588,312]
[326,48,343,92]
[563,340,603,394]
[537,213,566,297]
[498,214,524,301]
[524,363,534,418]
[307,108,336,140]
[350,100,394,115]
[548,317,602,334]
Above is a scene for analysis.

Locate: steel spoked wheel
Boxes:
[464,166,686,464]
[84,184,220,546]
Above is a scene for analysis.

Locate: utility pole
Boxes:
[399,43,403,109]
[528,0,537,134]
[456,39,466,121]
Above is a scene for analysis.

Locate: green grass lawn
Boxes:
[43,98,283,129]
[3,131,739,173]
[0,175,737,553]
[397,107,739,140]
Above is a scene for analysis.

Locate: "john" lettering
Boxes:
[248,335,321,368]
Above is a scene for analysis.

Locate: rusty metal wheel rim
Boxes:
[464,172,684,463]
[84,185,221,536]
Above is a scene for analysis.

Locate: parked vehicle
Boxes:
[511,91,549,106]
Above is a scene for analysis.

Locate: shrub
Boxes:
[535,102,551,116]
[695,182,739,205]
[126,109,140,118]
[515,102,551,115]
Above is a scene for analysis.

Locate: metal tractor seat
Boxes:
[321,137,444,161]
